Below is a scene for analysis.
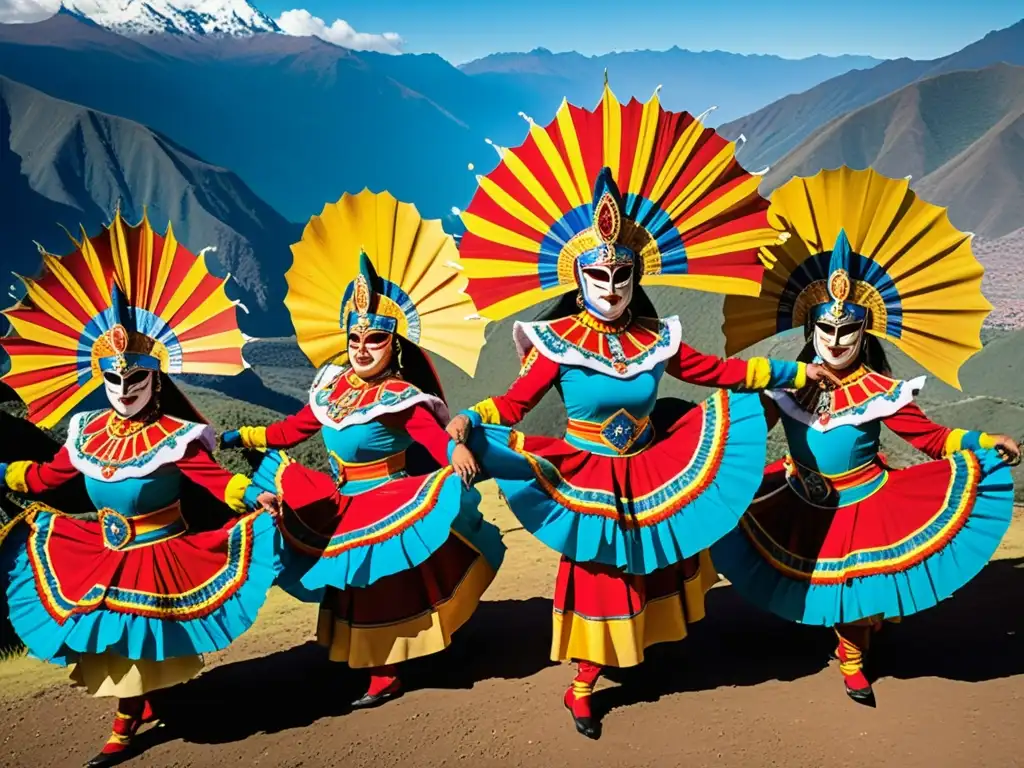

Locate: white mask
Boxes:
[104,369,156,419]
[349,329,395,380]
[579,263,634,322]
[812,318,866,371]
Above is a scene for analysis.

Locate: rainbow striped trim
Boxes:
[280,467,457,557]
[511,389,729,526]
[328,451,408,487]
[28,510,259,623]
[741,451,980,583]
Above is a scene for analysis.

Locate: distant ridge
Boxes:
[722,18,1024,169]
[460,46,883,126]
[763,63,1024,241]
[0,74,299,336]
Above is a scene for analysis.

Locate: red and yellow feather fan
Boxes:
[1,212,248,427]
[459,81,780,321]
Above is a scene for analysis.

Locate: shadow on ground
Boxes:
[148,596,557,746]
[140,558,1024,750]
[598,557,1024,719]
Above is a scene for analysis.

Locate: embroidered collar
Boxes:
[309,364,449,430]
[513,313,682,378]
[768,369,926,432]
[575,310,633,334]
[67,409,214,481]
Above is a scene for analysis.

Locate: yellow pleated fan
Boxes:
[285,189,486,375]
[722,166,991,388]
[2,212,248,427]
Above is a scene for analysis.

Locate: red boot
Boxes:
[563,660,602,739]
[85,697,153,767]
[835,627,873,704]
[351,665,402,709]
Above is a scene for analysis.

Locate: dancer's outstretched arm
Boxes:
[0,448,80,495]
[221,405,323,451]
[883,402,1020,462]
[176,441,278,515]
[667,343,838,391]
[447,349,560,441]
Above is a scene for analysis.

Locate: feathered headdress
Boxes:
[722,166,991,388]
[457,81,781,321]
[1,212,248,427]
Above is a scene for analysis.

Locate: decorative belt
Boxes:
[783,456,887,506]
[329,451,407,487]
[566,409,652,456]
[100,501,187,551]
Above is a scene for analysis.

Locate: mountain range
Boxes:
[0,7,1022,345]
[763,63,1024,239]
[0,74,298,336]
[721,19,1024,169]
[460,47,883,126]
[61,0,280,36]
[0,11,891,226]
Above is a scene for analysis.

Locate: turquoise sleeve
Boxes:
[768,359,803,388]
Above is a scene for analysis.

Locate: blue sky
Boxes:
[260,0,1023,63]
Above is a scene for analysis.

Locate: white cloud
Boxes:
[0,0,59,23]
[275,9,402,54]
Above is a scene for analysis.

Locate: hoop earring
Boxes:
[394,338,404,371]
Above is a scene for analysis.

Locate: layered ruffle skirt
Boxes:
[0,504,280,697]
[711,449,1014,626]
[464,390,767,666]
[252,451,506,667]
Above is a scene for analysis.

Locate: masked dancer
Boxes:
[711,166,1019,703]
[221,191,505,709]
[445,83,837,738]
[0,214,281,766]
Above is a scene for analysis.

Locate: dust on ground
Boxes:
[3,486,1024,768]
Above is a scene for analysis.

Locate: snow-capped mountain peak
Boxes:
[60,0,281,37]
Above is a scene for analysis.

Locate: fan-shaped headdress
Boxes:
[284,189,486,375]
[458,81,781,321]
[1,213,248,427]
[722,166,991,388]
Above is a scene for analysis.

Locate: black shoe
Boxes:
[350,680,402,709]
[564,697,601,740]
[84,749,133,768]
[844,681,876,707]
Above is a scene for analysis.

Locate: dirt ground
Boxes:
[4,484,1024,768]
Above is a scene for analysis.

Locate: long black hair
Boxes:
[394,336,446,401]
[157,372,209,424]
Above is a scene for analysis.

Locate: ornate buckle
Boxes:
[784,457,836,505]
[328,454,347,487]
[599,409,646,455]
[100,508,132,550]
[801,471,833,504]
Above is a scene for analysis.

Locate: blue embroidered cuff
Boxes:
[241,482,262,511]
[959,431,985,452]
[768,359,803,389]
[461,409,483,428]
